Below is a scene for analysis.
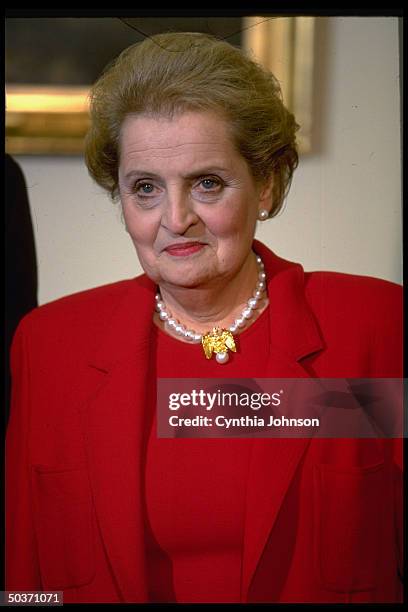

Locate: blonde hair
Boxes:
[85,31,299,217]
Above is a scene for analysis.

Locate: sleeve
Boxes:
[393,437,403,586]
[373,281,404,587]
[5,317,43,590]
[370,280,403,378]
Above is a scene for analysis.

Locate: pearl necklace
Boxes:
[155,254,267,364]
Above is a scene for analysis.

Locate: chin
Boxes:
[164,276,206,289]
[161,268,215,289]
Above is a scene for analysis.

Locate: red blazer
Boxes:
[5,240,403,603]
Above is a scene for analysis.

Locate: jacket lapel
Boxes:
[241,353,318,601]
[79,276,156,602]
[241,241,325,600]
[79,242,325,603]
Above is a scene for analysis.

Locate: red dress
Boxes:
[144,308,270,603]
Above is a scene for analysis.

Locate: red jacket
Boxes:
[5,240,403,603]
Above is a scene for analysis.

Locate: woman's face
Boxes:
[118,110,273,290]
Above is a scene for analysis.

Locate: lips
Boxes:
[164,242,205,256]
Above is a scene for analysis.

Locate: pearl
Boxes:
[156,301,165,311]
[248,297,258,309]
[257,280,266,291]
[159,310,169,321]
[242,308,253,319]
[193,334,202,342]
[236,317,246,328]
[167,319,177,328]
[175,324,185,334]
[258,272,266,281]
[215,351,229,364]
[253,289,263,299]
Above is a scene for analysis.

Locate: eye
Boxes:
[198,177,222,191]
[134,181,155,196]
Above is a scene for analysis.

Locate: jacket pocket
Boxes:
[31,464,96,590]
[313,461,387,593]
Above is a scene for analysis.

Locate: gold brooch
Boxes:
[202,327,237,364]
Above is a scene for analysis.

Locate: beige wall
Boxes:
[15,17,402,306]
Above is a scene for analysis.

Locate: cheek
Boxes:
[205,200,256,239]
[122,202,159,247]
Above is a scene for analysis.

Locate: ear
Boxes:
[257,175,274,216]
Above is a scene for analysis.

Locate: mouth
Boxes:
[164,242,206,257]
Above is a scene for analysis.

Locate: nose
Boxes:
[161,188,199,235]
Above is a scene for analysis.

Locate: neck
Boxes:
[154,250,268,336]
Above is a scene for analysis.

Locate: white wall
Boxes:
[15,17,402,306]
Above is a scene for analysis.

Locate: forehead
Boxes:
[119,111,239,164]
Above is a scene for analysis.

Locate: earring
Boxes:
[258,209,269,221]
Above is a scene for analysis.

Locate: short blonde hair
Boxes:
[85,31,299,217]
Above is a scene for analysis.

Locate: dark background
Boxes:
[5,17,243,86]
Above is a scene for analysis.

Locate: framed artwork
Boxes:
[5,16,315,155]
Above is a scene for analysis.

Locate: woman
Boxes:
[6,32,402,603]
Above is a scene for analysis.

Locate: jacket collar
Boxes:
[252,239,324,361]
[89,239,324,373]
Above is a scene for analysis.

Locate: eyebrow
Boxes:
[124,166,232,181]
